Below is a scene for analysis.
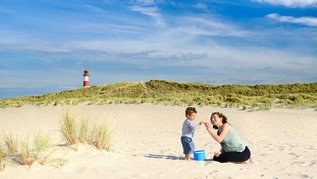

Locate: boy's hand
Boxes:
[205,121,212,128]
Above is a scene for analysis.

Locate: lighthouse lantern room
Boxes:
[83,68,89,87]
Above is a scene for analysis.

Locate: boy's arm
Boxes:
[192,121,205,130]
[189,121,201,130]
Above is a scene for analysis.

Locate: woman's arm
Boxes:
[206,123,231,143]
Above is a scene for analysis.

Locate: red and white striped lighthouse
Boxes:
[83,68,89,88]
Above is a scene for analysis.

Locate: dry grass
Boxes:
[3,132,18,153]
[0,146,6,171]
[33,132,51,153]
[60,108,114,151]
[1,131,52,166]
[60,110,78,145]
[78,118,89,143]
[18,137,36,165]
[91,121,112,150]
[0,107,114,172]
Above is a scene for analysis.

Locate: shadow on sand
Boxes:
[144,154,183,160]
[144,154,214,162]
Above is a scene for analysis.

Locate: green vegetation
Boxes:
[0,131,52,166]
[60,109,113,150]
[1,80,317,110]
[0,108,113,171]
[3,132,18,153]
[0,145,5,171]
[60,110,78,145]
[91,120,112,150]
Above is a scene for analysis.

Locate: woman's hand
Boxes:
[214,151,221,157]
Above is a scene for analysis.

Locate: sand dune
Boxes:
[0,104,316,178]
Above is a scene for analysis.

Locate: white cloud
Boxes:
[64,16,253,55]
[266,13,317,27]
[129,5,166,27]
[177,17,253,37]
[253,0,317,8]
[130,5,157,16]
[0,40,69,53]
[64,36,317,76]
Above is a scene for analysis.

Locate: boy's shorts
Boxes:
[181,136,194,154]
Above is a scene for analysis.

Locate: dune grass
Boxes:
[3,132,18,153]
[60,108,113,151]
[0,146,5,171]
[33,132,51,153]
[90,120,112,150]
[0,129,88,171]
[0,108,113,172]
[0,131,52,166]
[0,80,316,110]
[60,110,78,145]
[78,118,89,143]
[18,137,35,165]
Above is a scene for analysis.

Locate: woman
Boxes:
[205,112,251,163]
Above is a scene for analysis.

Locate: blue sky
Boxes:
[1,0,317,98]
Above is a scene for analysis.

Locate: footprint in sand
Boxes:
[278,145,285,151]
[309,161,316,166]
[288,152,300,159]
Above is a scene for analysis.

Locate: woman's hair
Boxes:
[185,107,197,117]
[211,112,228,129]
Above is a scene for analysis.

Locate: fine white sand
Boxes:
[0,104,316,178]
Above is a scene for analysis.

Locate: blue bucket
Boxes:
[194,150,205,161]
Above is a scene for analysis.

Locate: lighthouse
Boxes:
[83,68,89,88]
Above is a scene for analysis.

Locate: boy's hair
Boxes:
[185,107,197,117]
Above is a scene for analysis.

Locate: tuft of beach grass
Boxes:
[17,136,36,165]
[33,131,51,153]
[3,132,18,154]
[60,110,78,145]
[78,118,89,143]
[91,121,112,150]
[1,131,53,166]
[0,145,6,171]
[59,108,114,151]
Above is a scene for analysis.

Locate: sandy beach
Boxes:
[0,104,316,178]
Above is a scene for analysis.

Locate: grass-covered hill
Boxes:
[1,80,317,110]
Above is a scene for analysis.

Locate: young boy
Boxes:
[181,107,204,160]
